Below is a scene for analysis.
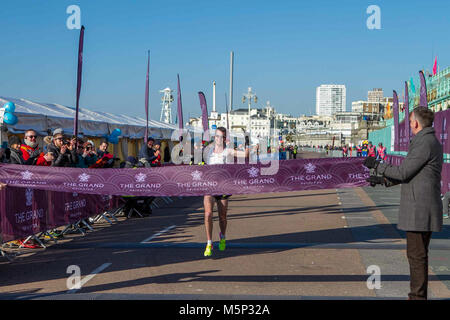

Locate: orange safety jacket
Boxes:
[368,146,376,157]
[377,146,386,160]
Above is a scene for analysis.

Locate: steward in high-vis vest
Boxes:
[377,143,387,161]
[356,145,362,157]
[342,145,348,157]
[367,142,377,158]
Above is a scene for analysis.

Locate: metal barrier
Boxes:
[1,196,179,262]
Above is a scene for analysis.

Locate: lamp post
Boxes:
[242,87,257,136]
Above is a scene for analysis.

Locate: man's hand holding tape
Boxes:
[363,157,398,187]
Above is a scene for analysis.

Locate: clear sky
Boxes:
[1,0,449,121]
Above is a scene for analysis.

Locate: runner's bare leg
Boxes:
[204,195,215,241]
[217,199,228,237]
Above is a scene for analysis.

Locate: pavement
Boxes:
[1,152,450,300]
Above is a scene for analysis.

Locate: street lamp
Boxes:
[242,87,257,136]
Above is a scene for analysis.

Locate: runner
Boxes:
[203,127,248,257]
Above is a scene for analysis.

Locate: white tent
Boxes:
[0,96,180,139]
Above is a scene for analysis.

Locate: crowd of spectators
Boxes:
[0,128,161,249]
[0,128,117,169]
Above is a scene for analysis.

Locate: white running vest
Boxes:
[208,148,228,165]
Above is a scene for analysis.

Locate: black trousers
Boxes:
[406,231,432,300]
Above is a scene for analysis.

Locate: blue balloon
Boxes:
[111,128,122,137]
[3,102,15,113]
[108,135,119,144]
[3,112,18,125]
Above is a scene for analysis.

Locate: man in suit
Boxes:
[364,106,443,300]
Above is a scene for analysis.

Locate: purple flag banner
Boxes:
[74,26,85,138]
[434,109,450,155]
[419,70,428,108]
[393,90,399,151]
[0,158,370,197]
[404,81,410,151]
[198,91,209,141]
[144,50,150,144]
[177,74,184,141]
[398,119,405,151]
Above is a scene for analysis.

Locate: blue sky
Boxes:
[1,0,449,121]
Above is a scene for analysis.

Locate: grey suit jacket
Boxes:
[377,127,443,232]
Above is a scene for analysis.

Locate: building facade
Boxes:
[368,88,383,103]
[316,84,346,116]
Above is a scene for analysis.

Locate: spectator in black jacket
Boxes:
[46,128,78,167]
[138,137,157,167]
[97,140,110,159]
[8,135,26,164]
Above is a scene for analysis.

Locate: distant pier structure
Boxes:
[160,87,174,124]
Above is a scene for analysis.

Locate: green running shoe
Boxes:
[204,244,213,257]
[219,233,226,251]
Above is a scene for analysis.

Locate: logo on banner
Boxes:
[289,162,334,185]
[304,163,316,174]
[247,167,259,178]
[78,173,91,182]
[21,170,34,180]
[175,169,218,191]
[7,169,47,186]
[191,170,203,181]
[135,173,147,183]
[25,188,33,207]
[118,172,161,192]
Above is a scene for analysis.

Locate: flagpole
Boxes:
[177,74,183,142]
[73,25,85,139]
[225,92,230,131]
[145,50,150,145]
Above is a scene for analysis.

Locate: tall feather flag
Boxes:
[177,74,183,141]
[404,81,410,150]
[419,70,428,107]
[433,56,438,76]
[144,50,150,144]
[73,25,85,138]
[198,92,209,141]
[393,90,399,151]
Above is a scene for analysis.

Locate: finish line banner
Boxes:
[0,158,370,197]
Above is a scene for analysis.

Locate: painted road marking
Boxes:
[141,225,176,243]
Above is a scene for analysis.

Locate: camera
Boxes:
[367,167,385,187]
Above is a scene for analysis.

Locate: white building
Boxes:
[189,105,276,140]
[316,84,346,116]
[368,88,383,103]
